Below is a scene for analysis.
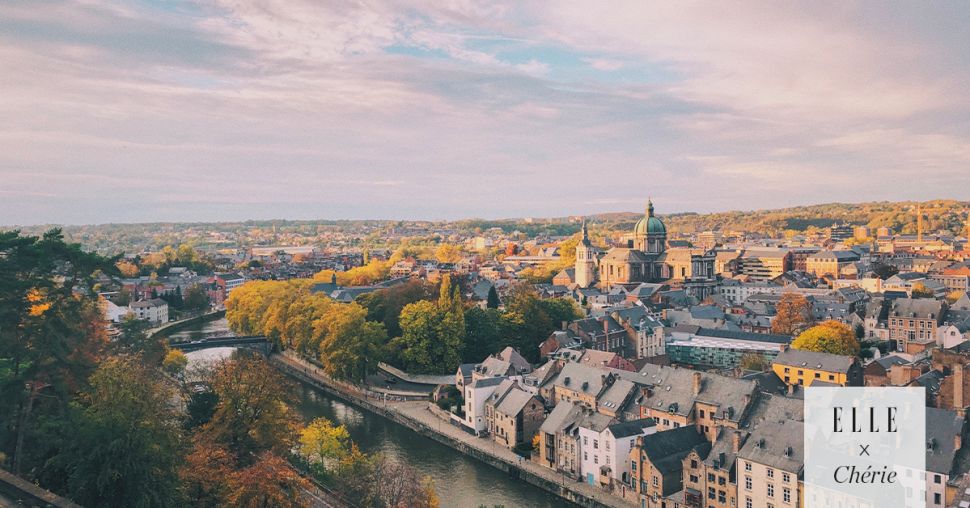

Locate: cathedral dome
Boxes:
[634,200,666,236]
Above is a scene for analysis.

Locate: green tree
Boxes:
[56,357,183,508]
[791,320,861,356]
[184,283,211,311]
[0,229,116,477]
[486,286,500,309]
[114,315,166,363]
[462,307,502,363]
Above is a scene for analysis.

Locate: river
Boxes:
[177,319,561,508]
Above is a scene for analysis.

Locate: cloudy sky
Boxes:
[2,1,969,225]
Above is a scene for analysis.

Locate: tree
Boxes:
[315,304,387,382]
[739,353,768,372]
[163,349,188,377]
[462,307,502,363]
[791,320,861,356]
[297,418,351,477]
[911,282,934,299]
[394,300,461,374]
[224,452,309,508]
[116,260,140,278]
[434,243,462,264]
[501,286,580,363]
[486,286,500,309]
[771,293,814,336]
[114,315,166,363]
[184,283,211,311]
[356,279,434,338]
[202,353,301,461]
[56,357,183,508]
[0,229,117,477]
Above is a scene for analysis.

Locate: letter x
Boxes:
[859,445,871,456]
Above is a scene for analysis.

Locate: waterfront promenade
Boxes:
[273,353,638,508]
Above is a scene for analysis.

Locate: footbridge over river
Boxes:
[169,335,271,354]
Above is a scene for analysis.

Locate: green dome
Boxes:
[634,201,666,235]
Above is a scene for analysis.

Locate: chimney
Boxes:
[955,364,964,412]
[732,431,742,453]
[787,383,796,396]
[693,372,702,396]
[561,320,568,331]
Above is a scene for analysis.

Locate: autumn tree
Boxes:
[202,353,301,460]
[0,229,117,477]
[911,282,934,299]
[739,353,768,372]
[224,452,309,508]
[390,275,465,373]
[56,357,183,508]
[771,293,814,336]
[297,418,351,479]
[434,243,462,264]
[163,348,188,377]
[791,320,861,356]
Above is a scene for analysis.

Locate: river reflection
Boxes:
[183,320,562,508]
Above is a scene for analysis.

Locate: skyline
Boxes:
[3,2,970,224]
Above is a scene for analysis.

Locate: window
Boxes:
[594,456,598,464]
[767,468,774,478]
[690,474,698,483]
[719,476,726,486]
[691,459,698,469]
[814,372,820,378]
[594,439,599,449]
[935,492,942,505]
[745,476,752,490]
[708,487,716,500]
[934,474,942,484]
[782,472,790,483]
[708,473,716,483]
[652,476,659,487]
[783,487,791,503]
[718,491,726,503]
[744,461,752,472]
[584,452,587,460]
[631,461,637,472]
[746,497,752,508]
[583,436,588,445]
[767,483,774,498]
[828,374,835,381]
[700,409,706,419]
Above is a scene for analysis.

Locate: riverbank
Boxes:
[271,353,637,508]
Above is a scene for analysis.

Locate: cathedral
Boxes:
[575,200,717,299]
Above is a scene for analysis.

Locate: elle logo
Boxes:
[832,406,897,433]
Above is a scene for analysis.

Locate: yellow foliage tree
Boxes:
[771,292,814,335]
[434,243,462,264]
[791,320,860,356]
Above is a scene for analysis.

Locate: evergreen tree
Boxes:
[486,286,500,309]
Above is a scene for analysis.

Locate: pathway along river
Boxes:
[173,318,560,508]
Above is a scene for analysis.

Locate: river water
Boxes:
[178,319,560,508]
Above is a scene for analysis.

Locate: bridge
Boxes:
[168,335,271,354]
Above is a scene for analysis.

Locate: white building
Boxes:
[463,377,505,434]
[129,298,169,324]
[578,418,657,488]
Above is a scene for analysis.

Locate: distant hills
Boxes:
[592,200,970,236]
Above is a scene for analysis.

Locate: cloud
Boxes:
[0,0,968,225]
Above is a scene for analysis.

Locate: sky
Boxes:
[2,1,970,225]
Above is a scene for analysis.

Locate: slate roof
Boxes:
[471,377,505,389]
[608,419,656,439]
[873,355,910,370]
[540,401,584,434]
[890,298,944,319]
[737,419,803,472]
[773,348,855,374]
[640,426,710,475]
[494,384,537,417]
[637,364,758,424]
[130,298,167,308]
[602,248,656,263]
[926,407,966,475]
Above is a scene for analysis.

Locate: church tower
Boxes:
[633,199,667,254]
[575,219,596,288]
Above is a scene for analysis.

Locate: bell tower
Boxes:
[575,219,596,288]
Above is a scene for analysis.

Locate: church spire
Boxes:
[646,198,654,218]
